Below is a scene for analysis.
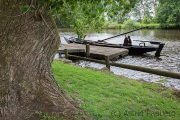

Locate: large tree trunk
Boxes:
[0,0,77,119]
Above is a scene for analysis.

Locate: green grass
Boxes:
[102,22,161,29]
[103,21,121,29]
[102,21,179,29]
[52,60,180,120]
[134,23,160,29]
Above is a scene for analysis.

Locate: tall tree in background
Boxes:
[130,0,158,22]
[155,0,180,27]
[0,0,137,119]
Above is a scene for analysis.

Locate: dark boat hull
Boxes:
[94,43,157,54]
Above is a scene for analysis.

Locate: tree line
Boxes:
[56,0,180,29]
[130,0,180,28]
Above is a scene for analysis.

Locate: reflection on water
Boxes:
[57,28,180,90]
[153,29,180,40]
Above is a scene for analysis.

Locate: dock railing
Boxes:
[62,45,180,79]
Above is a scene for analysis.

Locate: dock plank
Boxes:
[58,43,129,59]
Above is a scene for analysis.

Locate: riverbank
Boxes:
[102,21,179,29]
[52,60,180,120]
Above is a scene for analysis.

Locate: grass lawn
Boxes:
[52,60,180,120]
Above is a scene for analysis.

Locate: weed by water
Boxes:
[158,78,168,83]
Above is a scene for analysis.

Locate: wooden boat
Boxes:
[64,27,165,57]
[64,37,165,57]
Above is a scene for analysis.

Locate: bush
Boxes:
[142,15,153,24]
[103,21,120,29]
[134,23,160,29]
[121,19,136,29]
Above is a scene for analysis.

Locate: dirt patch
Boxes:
[173,90,180,101]
[2,99,88,120]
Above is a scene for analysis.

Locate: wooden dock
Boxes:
[58,43,129,59]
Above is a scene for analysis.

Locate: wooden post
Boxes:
[105,55,110,70]
[86,44,90,58]
[59,53,62,58]
[65,49,68,59]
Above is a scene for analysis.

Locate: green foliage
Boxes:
[43,0,138,38]
[158,78,168,83]
[122,19,136,29]
[35,111,63,120]
[142,15,153,24]
[103,21,120,29]
[134,23,160,29]
[25,110,65,120]
[131,0,158,22]
[35,110,43,116]
[127,22,177,29]
[52,61,180,120]
[25,114,33,119]
[155,0,180,27]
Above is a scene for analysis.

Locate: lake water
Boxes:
[56,28,180,90]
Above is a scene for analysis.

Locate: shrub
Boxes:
[121,19,136,29]
[134,23,160,29]
[142,15,153,24]
[103,21,120,29]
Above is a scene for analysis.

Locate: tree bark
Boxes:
[0,0,77,119]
